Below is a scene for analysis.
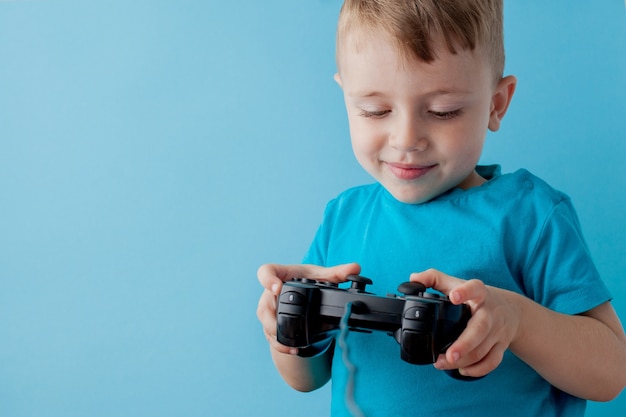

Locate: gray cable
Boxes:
[338,302,366,417]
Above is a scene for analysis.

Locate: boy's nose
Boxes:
[389,117,428,152]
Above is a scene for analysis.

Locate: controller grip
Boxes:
[276,312,307,347]
[297,338,335,358]
[445,369,485,381]
[395,328,436,364]
[276,312,334,357]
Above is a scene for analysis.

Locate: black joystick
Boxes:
[346,274,373,292]
[397,281,426,296]
[276,275,478,381]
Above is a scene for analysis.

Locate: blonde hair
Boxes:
[337,0,505,80]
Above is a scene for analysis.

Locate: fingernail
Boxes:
[452,351,460,363]
[289,348,298,355]
[271,283,280,294]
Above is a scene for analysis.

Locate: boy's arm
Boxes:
[412,269,626,402]
[270,347,334,392]
[506,294,626,401]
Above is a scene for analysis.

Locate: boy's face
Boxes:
[336,32,511,204]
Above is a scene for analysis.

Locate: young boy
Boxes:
[257,1,626,415]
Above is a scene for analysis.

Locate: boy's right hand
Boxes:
[256,263,361,355]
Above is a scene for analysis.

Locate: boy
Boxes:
[257,1,626,416]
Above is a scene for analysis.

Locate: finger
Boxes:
[409,268,465,296]
[257,263,361,294]
[448,279,488,307]
[446,338,494,371]
[439,281,491,367]
[435,336,496,373]
[447,308,493,361]
[456,342,507,377]
[256,289,276,321]
[257,290,299,355]
[304,262,362,282]
[256,290,277,332]
[270,338,299,355]
[437,309,501,373]
[263,324,298,355]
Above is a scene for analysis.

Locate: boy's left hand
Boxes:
[410,268,521,378]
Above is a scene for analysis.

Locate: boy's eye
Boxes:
[359,109,390,119]
[429,109,462,120]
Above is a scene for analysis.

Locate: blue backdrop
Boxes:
[1,1,624,416]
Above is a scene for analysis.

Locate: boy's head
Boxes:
[334,0,516,204]
[336,0,505,83]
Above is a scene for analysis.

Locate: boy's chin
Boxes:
[386,187,440,205]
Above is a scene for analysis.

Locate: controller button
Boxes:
[404,307,430,321]
[279,291,304,305]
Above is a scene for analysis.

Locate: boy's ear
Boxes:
[488,75,517,132]
[334,73,343,88]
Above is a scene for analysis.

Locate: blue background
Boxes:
[0,1,624,416]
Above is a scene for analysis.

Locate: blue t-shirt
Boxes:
[303,165,612,417]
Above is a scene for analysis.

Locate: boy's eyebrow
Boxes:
[355,91,386,98]
[348,88,472,99]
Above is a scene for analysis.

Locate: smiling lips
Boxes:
[386,163,436,181]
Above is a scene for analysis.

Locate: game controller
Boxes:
[276,275,478,380]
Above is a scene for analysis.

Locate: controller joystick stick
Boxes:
[276,275,479,381]
[397,281,426,296]
[346,274,373,292]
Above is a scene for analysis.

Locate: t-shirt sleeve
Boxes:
[302,200,335,266]
[522,198,612,315]
[302,224,326,266]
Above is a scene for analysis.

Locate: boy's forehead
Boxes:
[336,26,494,84]
[336,27,406,69]
[337,31,495,95]
[338,28,477,68]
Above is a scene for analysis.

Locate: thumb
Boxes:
[291,262,362,284]
[409,268,464,296]
[257,262,361,294]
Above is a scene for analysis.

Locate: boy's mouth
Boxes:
[386,163,436,181]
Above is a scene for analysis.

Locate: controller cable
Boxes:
[338,301,367,417]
